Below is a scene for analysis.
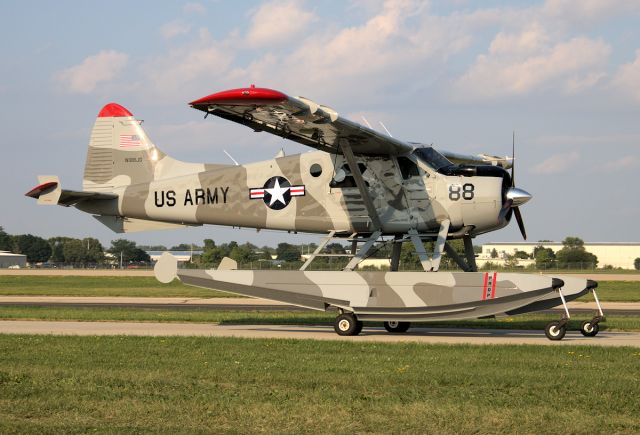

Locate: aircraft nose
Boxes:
[506,187,532,207]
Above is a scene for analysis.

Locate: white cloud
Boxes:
[161,20,191,40]
[531,151,580,174]
[138,29,233,101]
[543,0,640,24]
[113,1,635,109]
[183,2,206,14]
[603,155,639,171]
[452,29,610,100]
[245,1,315,48]
[611,50,640,102]
[56,50,128,94]
[233,0,470,102]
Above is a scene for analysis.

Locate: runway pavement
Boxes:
[1,320,639,347]
[1,296,639,315]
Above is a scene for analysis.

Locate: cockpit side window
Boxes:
[397,156,420,180]
[413,147,453,171]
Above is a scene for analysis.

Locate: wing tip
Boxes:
[190,86,287,107]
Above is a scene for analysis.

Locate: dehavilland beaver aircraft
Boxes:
[26,85,605,340]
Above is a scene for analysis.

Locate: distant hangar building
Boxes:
[479,242,640,269]
[0,251,27,268]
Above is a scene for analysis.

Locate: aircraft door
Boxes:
[395,156,437,230]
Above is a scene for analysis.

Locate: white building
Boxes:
[479,242,640,269]
[0,251,27,268]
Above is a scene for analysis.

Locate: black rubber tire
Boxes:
[354,320,364,335]
[580,320,600,337]
[545,321,566,341]
[334,313,360,336]
[383,321,411,333]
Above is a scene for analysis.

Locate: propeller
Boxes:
[505,131,530,240]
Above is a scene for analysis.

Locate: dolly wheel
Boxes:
[384,321,411,333]
[580,320,599,337]
[334,313,360,336]
[545,321,566,341]
[354,320,364,335]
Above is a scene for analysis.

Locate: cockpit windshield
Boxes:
[413,147,453,171]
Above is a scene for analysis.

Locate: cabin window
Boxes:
[397,157,420,180]
[310,163,322,177]
[330,164,357,188]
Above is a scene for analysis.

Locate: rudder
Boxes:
[83,103,166,192]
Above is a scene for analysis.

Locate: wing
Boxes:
[439,149,513,169]
[190,86,413,156]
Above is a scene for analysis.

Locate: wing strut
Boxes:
[300,230,336,271]
[408,219,450,272]
[344,230,382,271]
[443,235,478,272]
[339,138,382,231]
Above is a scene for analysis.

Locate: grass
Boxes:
[0,276,235,298]
[579,280,640,302]
[1,306,639,331]
[0,276,638,301]
[0,335,639,433]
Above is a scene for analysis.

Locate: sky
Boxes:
[1,0,639,249]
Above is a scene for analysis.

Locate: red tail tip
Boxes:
[98,103,133,118]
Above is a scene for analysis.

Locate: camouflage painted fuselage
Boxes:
[78,108,505,235]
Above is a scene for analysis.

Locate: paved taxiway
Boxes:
[1,320,639,347]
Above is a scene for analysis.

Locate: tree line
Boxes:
[0,227,149,266]
[2,226,637,270]
[486,237,602,269]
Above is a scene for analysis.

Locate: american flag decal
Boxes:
[119,134,142,147]
[482,272,497,300]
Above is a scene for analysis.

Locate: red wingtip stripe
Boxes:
[189,87,287,106]
[25,181,58,198]
[98,103,133,118]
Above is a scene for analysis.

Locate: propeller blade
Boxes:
[513,206,527,240]
[511,131,515,187]
[498,198,513,222]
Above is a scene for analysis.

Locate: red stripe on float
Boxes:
[491,272,497,299]
[482,272,489,301]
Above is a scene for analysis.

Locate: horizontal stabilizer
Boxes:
[26,176,117,206]
[94,215,201,233]
[25,176,61,205]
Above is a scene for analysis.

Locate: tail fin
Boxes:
[83,103,167,192]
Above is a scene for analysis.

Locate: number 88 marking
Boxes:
[449,183,474,201]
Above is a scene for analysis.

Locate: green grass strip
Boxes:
[0,276,233,298]
[0,335,639,433]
